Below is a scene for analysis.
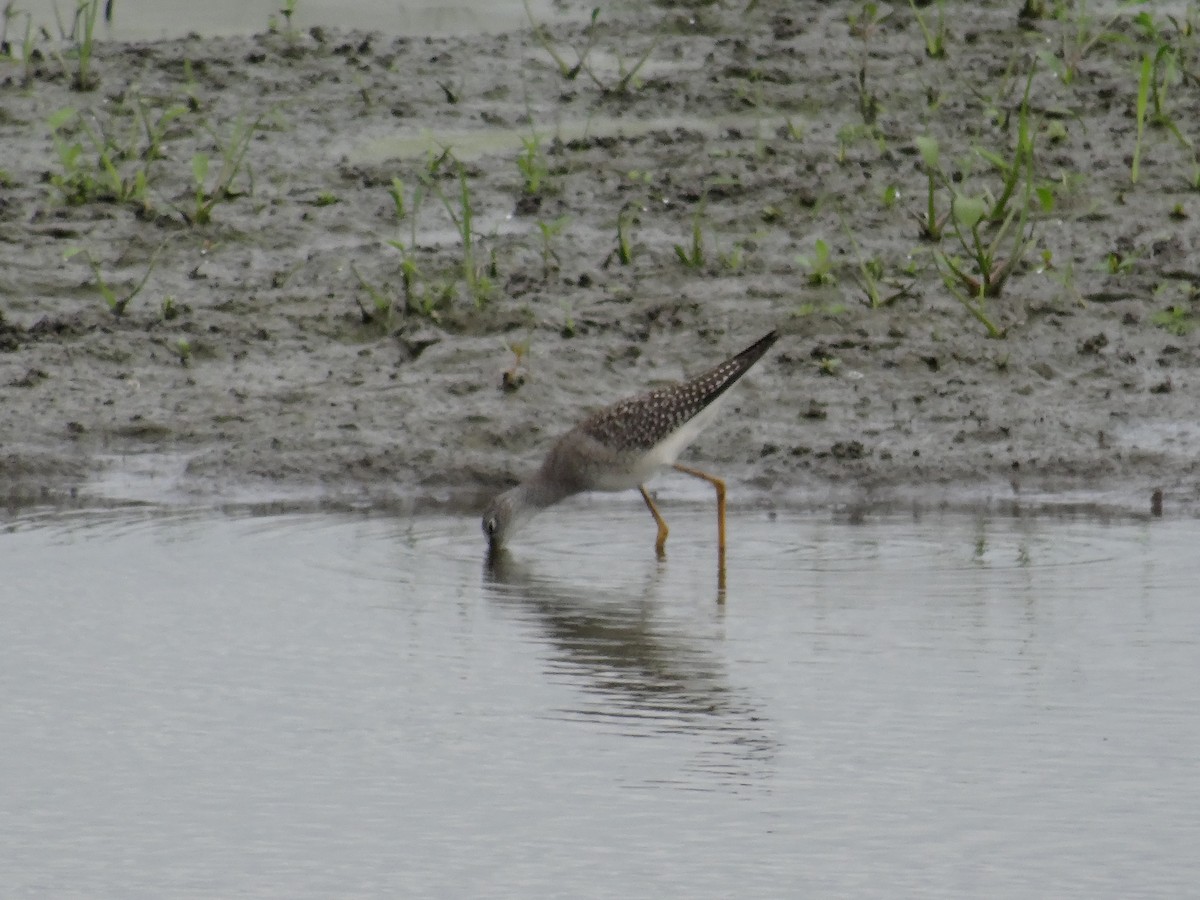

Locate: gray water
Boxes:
[2,501,1198,898]
[12,0,566,40]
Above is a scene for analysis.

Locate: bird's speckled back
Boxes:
[575,330,778,453]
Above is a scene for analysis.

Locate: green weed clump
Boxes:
[516,132,550,197]
[524,2,660,94]
[65,0,104,90]
[1151,305,1197,336]
[65,243,165,317]
[426,155,495,308]
[840,217,915,309]
[186,115,262,224]
[356,179,421,325]
[0,4,38,83]
[848,2,892,125]
[363,151,501,324]
[1041,0,1151,85]
[908,0,947,59]
[382,175,448,321]
[614,203,636,266]
[535,215,569,280]
[1149,282,1199,335]
[913,67,1046,338]
[1131,39,1192,184]
[674,205,707,270]
[47,100,188,210]
[796,238,835,287]
[268,0,300,39]
[914,135,948,241]
[48,107,139,205]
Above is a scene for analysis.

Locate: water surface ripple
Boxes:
[2,505,1196,898]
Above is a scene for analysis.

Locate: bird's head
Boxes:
[481,487,524,553]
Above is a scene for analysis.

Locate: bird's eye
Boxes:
[484,517,497,535]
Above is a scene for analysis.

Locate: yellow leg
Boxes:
[672,464,727,588]
[640,485,669,558]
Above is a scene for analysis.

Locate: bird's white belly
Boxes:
[590,396,726,491]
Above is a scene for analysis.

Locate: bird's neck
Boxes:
[521,468,575,512]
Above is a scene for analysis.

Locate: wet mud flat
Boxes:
[0,0,1197,515]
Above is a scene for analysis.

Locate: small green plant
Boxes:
[717,237,749,272]
[1148,45,1186,142]
[974,67,1038,222]
[1043,120,1069,145]
[181,59,201,111]
[1151,304,1197,336]
[47,107,99,204]
[1132,43,1191,185]
[793,299,848,319]
[1018,0,1048,21]
[1186,161,1200,192]
[816,355,841,376]
[175,337,193,366]
[351,265,395,330]
[933,196,1017,338]
[855,255,886,307]
[938,280,1006,339]
[47,106,161,208]
[525,1,599,81]
[501,338,531,391]
[186,115,262,224]
[610,39,660,94]
[1044,254,1084,307]
[1106,250,1136,274]
[1044,0,1150,85]
[614,203,636,265]
[269,0,300,38]
[535,214,569,280]
[65,242,165,317]
[847,2,890,42]
[387,176,408,219]
[937,192,1029,299]
[135,96,190,167]
[914,135,948,240]
[383,176,443,319]
[848,2,890,125]
[560,302,577,338]
[835,122,881,164]
[841,217,914,308]
[0,4,37,83]
[921,66,1039,331]
[524,2,659,94]
[797,237,836,286]
[66,0,103,90]
[516,132,549,196]
[674,205,707,269]
[909,0,947,59]
[1132,50,1153,183]
[422,153,494,307]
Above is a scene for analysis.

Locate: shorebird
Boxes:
[482,330,778,564]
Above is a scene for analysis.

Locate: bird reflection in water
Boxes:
[483,549,776,786]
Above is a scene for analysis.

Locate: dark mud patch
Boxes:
[1,1,1198,518]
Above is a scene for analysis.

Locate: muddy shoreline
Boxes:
[1,1,1198,518]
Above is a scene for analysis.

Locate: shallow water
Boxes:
[2,501,1198,898]
[14,0,565,40]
